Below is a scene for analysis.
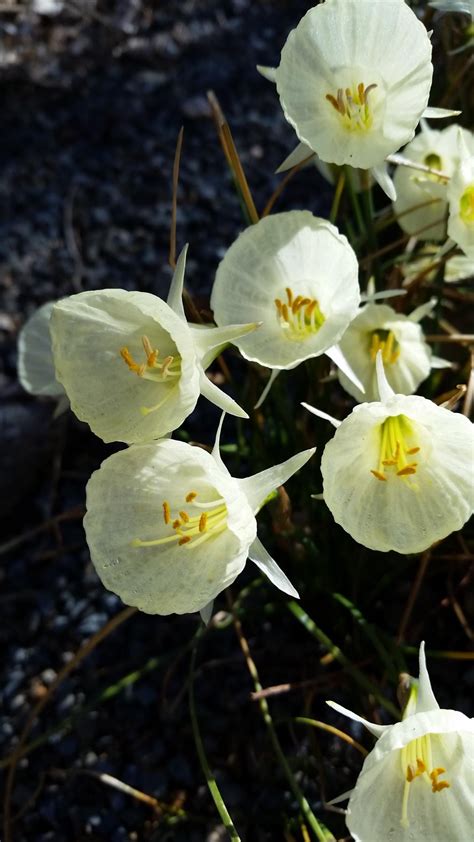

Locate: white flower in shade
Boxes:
[50,247,257,444]
[84,415,315,616]
[259,0,458,199]
[18,301,69,412]
[393,124,474,241]
[337,300,449,403]
[210,211,362,400]
[304,353,474,554]
[447,137,474,258]
[444,253,474,282]
[327,642,474,842]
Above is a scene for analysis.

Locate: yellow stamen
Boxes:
[400,734,451,829]
[199,512,208,533]
[120,347,145,376]
[274,286,326,341]
[162,501,171,525]
[371,415,420,483]
[326,82,377,131]
[179,510,190,523]
[371,470,387,482]
[186,491,198,503]
[396,465,417,477]
[285,287,293,306]
[178,536,191,545]
[172,519,181,529]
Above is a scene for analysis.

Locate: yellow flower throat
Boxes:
[459,184,474,225]
[274,286,325,341]
[400,734,450,829]
[132,490,228,550]
[371,414,420,482]
[369,329,400,365]
[326,81,377,132]
[120,335,182,416]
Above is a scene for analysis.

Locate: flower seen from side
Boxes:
[84,415,315,615]
[50,247,257,444]
[393,123,474,241]
[304,353,474,554]
[337,300,449,403]
[327,642,474,842]
[18,301,69,414]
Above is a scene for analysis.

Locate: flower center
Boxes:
[422,152,445,183]
[369,329,400,365]
[459,184,474,225]
[120,335,182,416]
[325,82,377,132]
[400,734,450,829]
[131,490,228,550]
[274,287,325,341]
[370,414,420,482]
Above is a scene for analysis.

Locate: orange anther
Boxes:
[178,536,191,545]
[172,519,182,529]
[396,465,417,477]
[162,501,171,525]
[407,447,420,455]
[179,511,190,523]
[285,287,293,306]
[199,512,208,533]
[371,470,387,482]
[186,492,198,503]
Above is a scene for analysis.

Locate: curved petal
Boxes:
[326,700,389,739]
[166,244,188,320]
[276,141,315,174]
[18,301,65,398]
[249,537,299,598]
[199,369,248,419]
[84,440,256,615]
[238,447,316,513]
[416,641,440,713]
[51,289,200,444]
[211,211,360,370]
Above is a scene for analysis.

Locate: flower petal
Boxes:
[416,641,440,713]
[199,369,249,419]
[326,700,389,739]
[276,141,314,174]
[249,536,299,598]
[238,447,315,513]
[18,301,65,398]
[166,244,188,321]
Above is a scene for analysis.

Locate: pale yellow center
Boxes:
[370,414,420,483]
[459,184,474,225]
[120,334,182,416]
[274,286,325,341]
[326,82,377,132]
[400,734,450,829]
[369,329,400,366]
[131,490,228,550]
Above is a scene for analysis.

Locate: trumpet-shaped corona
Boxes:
[448,141,474,257]
[18,301,66,401]
[305,354,474,554]
[327,643,474,842]
[210,211,360,374]
[84,416,315,615]
[50,247,257,444]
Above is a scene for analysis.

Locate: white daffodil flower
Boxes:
[444,253,474,282]
[259,0,458,200]
[337,300,449,403]
[447,134,474,258]
[84,415,315,616]
[18,301,69,414]
[210,211,362,403]
[304,353,474,554]
[327,642,474,842]
[393,124,474,240]
[50,247,257,444]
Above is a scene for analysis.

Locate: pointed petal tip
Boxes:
[375,350,395,402]
[256,64,277,83]
[301,402,341,428]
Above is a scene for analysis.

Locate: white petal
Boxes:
[408,298,437,322]
[84,440,256,615]
[166,245,188,320]
[256,64,277,83]
[51,290,200,444]
[200,600,214,625]
[18,301,65,398]
[301,402,341,429]
[238,448,315,514]
[372,164,397,201]
[430,355,451,369]
[326,700,389,739]
[423,106,462,118]
[416,641,440,713]
[326,344,365,395]
[211,411,230,474]
[211,211,360,370]
[361,289,407,302]
[276,141,314,174]
[249,537,299,598]
[198,369,248,419]
[376,351,395,402]
[190,321,259,370]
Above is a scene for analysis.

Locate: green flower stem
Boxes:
[344,166,365,238]
[229,598,333,842]
[329,169,346,225]
[287,601,400,719]
[189,640,242,842]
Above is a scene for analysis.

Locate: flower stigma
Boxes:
[400,734,450,829]
[274,286,325,341]
[369,329,400,366]
[325,82,378,132]
[459,184,474,225]
[371,414,420,482]
[131,490,228,550]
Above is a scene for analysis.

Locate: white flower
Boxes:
[393,124,474,241]
[327,642,474,842]
[84,416,315,615]
[210,211,362,398]
[50,247,257,444]
[447,135,474,258]
[18,302,68,411]
[304,353,474,554]
[444,253,474,282]
[337,300,449,403]
[259,0,460,199]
